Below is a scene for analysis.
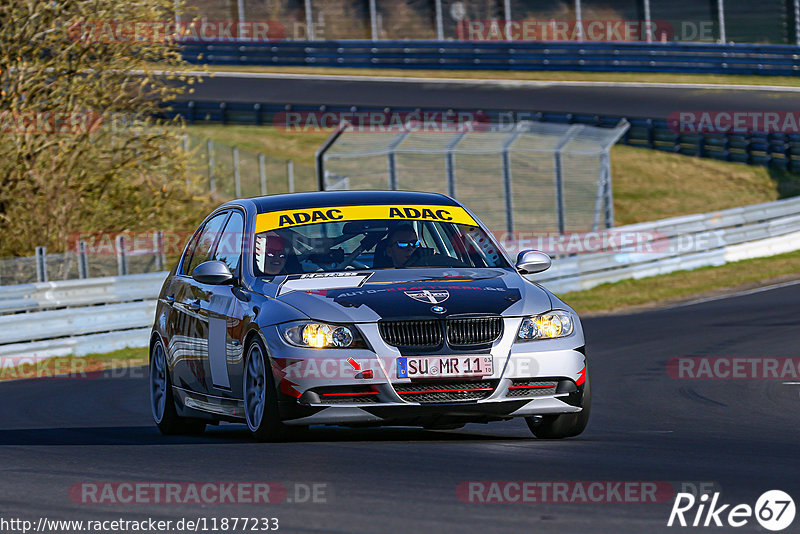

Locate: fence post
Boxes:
[35,246,48,283]
[315,121,350,191]
[445,132,466,198]
[207,139,216,193]
[387,154,397,190]
[237,0,246,38]
[233,146,242,197]
[501,128,522,233]
[794,0,800,44]
[304,0,315,40]
[553,151,566,235]
[369,0,378,39]
[601,152,614,229]
[574,0,583,42]
[116,235,129,276]
[643,0,652,43]
[287,160,295,192]
[77,240,89,279]
[717,0,726,43]
[552,125,583,235]
[503,0,512,41]
[259,154,267,195]
[386,130,410,190]
[154,231,165,271]
[434,0,444,40]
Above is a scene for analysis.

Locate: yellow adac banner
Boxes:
[255,204,477,233]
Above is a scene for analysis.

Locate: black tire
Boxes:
[243,337,290,442]
[526,368,591,439]
[150,338,206,436]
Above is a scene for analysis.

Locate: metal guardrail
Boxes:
[162,102,800,172]
[0,329,152,362]
[536,196,800,293]
[0,272,167,314]
[0,301,156,345]
[2,194,800,361]
[180,40,800,75]
[0,273,167,363]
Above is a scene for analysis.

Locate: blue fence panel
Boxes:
[180,40,800,75]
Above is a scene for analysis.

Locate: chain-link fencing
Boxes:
[181,0,799,44]
[320,120,630,235]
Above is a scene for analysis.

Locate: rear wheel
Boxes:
[150,338,206,435]
[526,369,591,439]
[243,337,289,442]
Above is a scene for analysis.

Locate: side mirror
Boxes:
[515,250,552,275]
[192,260,234,285]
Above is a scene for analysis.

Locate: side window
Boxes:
[422,222,456,258]
[212,211,245,274]
[179,230,202,276]
[183,212,229,276]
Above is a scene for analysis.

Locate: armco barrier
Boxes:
[536,196,800,292]
[0,301,156,345]
[180,40,800,76]
[2,195,800,361]
[0,328,152,362]
[0,272,167,314]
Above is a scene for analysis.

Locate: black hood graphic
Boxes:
[272,268,551,323]
[325,277,520,319]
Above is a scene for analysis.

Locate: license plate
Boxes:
[397,356,493,379]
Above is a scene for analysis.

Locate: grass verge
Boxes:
[609,145,799,225]
[184,65,800,87]
[185,124,329,167]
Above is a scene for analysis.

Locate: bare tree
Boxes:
[0,0,213,256]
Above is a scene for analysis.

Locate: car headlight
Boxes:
[282,322,364,349]
[518,311,574,340]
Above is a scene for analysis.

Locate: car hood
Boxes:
[253,268,553,323]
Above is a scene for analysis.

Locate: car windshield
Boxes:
[253,216,509,276]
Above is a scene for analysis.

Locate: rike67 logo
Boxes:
[668,490,795,531]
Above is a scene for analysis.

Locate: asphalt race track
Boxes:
[1,282,798,533]
[179,73,800,119]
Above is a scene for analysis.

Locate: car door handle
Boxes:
[185,299,201,312]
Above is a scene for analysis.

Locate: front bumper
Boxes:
[264,318,587,426]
